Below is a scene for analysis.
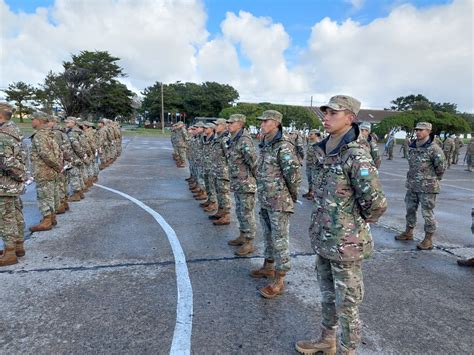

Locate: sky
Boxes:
[1,0,473,111]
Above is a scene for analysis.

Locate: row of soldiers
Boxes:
[0,102,122,267]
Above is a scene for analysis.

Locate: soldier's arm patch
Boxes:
[360,167,369,177]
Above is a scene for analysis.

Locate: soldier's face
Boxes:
[415,129,430,140]
[31,118,40,129]
[227,121,242,133]
[260,119,278,135]
[65,120,74,128]
[215,124,226,133]
[323,109,354,135]
[360,129,369,138]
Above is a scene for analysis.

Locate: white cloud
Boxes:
[345,0,365,10]
[1,0,473,112]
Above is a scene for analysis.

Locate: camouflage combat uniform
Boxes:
[0,119,26,252]
[50,122,72,210]
[175,124,188,165]
[305,142,317,192]
[31,127,62,217]
[211,129,231,213]
[67,124,87,194]
[405,135,446,233]
[202,133,217,204]
[443,136,454,168]
[362,133,381,168]
[402,137,410,158]
[385,134,394,160]
[226,127,257,240]
[257,128,301,272]
[309,124,387,351]
[98,123,109,168]
[452,136,463,165]
[466,138,474,171]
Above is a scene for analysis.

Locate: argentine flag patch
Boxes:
[360,168,369,177]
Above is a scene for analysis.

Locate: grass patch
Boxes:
[122,127,171,137]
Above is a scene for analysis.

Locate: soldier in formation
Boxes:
[443,134,455,168]
[200,123,218,212]
[385,132,395,160]
[171,121,188,168]
[302,129,320,200]
[0,103,26,266]
[452,134,463,165]
[295,95,387,355]
[395,122,446,250]
[359,122,381,168]
[401,136,410,158]
[464,136,474,172]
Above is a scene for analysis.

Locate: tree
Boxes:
[388,94,430,111]
[3,81,36,122]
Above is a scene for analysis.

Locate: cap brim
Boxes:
[320,103,345,112]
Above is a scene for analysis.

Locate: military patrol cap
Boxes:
[204,122,215,129]
[65,116,79,123]
[227,114,246,123]
[320,95,361,115]
[194,122,205,128]
[0,102,14,113]
[257,110,283,123]
[309,129,319,135]
[359,121,371,132]
[215,118,227,125]
[415,122,432,130]
[31,111,49,121]
[176,121,185,127]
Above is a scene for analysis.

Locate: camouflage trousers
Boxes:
[387,146,394,159]
[93,159,99,177]
[55,174,67,210]
[0,196,24,247]
[306,165,315,190]
[260,208,291,272]
[204,172,216,203]
[213,176,231,213]
[68,166,85,193]
[467,154,474,170]
[86,162,95,180]
[234,192,256,239]
[176,146,186,163]
[316,255,364,351]
[452,149,460,164]
[443,150,452,167]
[405,190,438,233]
[402,146,408,158]
[36,180,56,217]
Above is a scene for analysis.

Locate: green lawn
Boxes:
[121,127,171,137]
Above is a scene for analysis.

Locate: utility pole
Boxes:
[161,82,165,133]
[310,95,313,107]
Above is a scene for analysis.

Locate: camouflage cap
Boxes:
[194,122,205,128]
[309,129,320,134]
[215,118,227,125]
[257,110,283,123]
[204,122,216,129]
[0,102,14,113]
[415,121,432,130]
[31,111,49,121]
[320,95,361,115]
[227,114,246,123]
[359,121,371,132]
[65,116,79,123]
[176,121,185,127]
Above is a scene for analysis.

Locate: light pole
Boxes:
[161,83,165,133]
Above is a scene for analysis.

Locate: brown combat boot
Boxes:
[195,192,207,201]
[177,163,185,168]
[259,271,286,298]
[69,192,81,202]
[200,200,211,208]
[395,226,414,241]
[208,208,224,220]
[185,176,193,182]
[302,189,313,200]
[213,213,230,226]
[30,215,53,232]
[64,201,70,211]
[457,258,474,267]
[235,239,255,256]
[15,241,25,257]
[228,233,246,246]
[0,246,18,267]
[190,186,200,193]
[79,190,85,199]
[417,232,434,250]
[250,259,275,279]
[295,326,337,355]
[203,202,218,212]
[339,346,356,355]
[56,203,66,215]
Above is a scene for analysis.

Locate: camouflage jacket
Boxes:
[31,128,62,182]
[51,125,73,164]
[453,137,463,151]
[175,126,188,148]
[98,127,109,151]
[226,128,257,194]
[67,126,87,166]
[288,132,305,166]
[202,134,214,174]
[310,125,387,262]
[361,134,381,169]
[406,136,446,193]
[443,137,455,153]
[170,129,178,148]
[256,129,301,212]
[306,142,317,168]
[0,120,26,196]
[85,129,99,153]
[211,131,229,180]
[467,141,474,155]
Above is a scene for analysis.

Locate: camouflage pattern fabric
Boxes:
[67,126,86,167]
[316,255,363,351]
[68,166,84,193]
[0,196,18,247]
[406,136,446,193]
[386,137,394,159]
[405,191,438,233]
[234,192,256,239]
[31,128,62,182]
[452,137,463,164]
[466,140,474,171]
[0,120,26,196]
[98,126,109,164]
[202,134,216,202]
[211,131,231,212]
[14,196,25,243]
[260,208,291,272]
[402,137,410,158]
[256,129,301,213]
[443,137,455,167]
[36,180,56,216]
[305,143,317,190]
[214,176,231,213]
[361,134,381,168]
[226,128,257,194]
[309,125,387,262]
[287,131,305,166]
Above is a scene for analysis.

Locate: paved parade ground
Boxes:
[1,136,473,354]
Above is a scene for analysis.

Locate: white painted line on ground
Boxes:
[296,200,303,205]
[94,183,193,355]
[379,171,474,192]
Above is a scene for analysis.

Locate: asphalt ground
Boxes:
[0,137,473,354]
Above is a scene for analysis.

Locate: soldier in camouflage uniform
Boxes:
[105,119,117,166]
[385,132,395,160]
[302,129,320,199]
[296,96,387,355]
[81,122,98,187]
[250,110,301,299]
[443,134,455,168]
[402,136,410,158]
[208,118,232,225]
[47,115,72,214]
[97,119,110,170]
[65,117,87,201]
[185,126,196,183]
[225,114,258,255]
[465,136,474,172]
[288,130,305,166]
[452,134,463,165]
[29,111,63,232]
[200,123,217,211]
[190,122,208,201]
[359,122,381,168]
[0,103,27,266]
[395,122,447,250]
[174,121,188,168]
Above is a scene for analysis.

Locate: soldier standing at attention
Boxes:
[359,122,381,168]
[395,122,446,249]
[65,117,87,201]
[225,114,258,255]
[443,134,455,168]
[385,132,395,160]
[174,121,188,168]
[29,111,63,232]
[465,136,474,172]
[295,96,387,355]
[0,103,27,266]
[452,134,463,165]
[209,118,232,226]
[251,110,301,299]
[191,122,208,201]
[200,123,217,213]
[302,129,320,200]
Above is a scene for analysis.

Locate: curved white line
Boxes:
[94,183,193,355]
